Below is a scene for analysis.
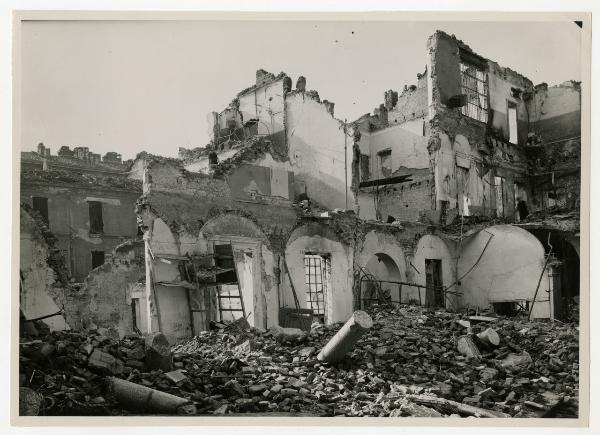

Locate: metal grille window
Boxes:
[304,253,330,318]
[460,62,489,123]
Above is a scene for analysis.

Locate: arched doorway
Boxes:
[521,228,580,321]
[198,213,272,329]
[362,253,403,307]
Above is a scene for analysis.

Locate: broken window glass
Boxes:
[460,62,489,123]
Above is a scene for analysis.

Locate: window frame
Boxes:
[304,252,331,322]
[459,61,489,123]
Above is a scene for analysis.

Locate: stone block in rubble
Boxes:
[165,370,188,385]
[213,405,229,415]
[145,332,172,371]
[500,351,533,372]
[249,384,268,394]
[88,349,124,375]
[480,367,499,383]
[298,346,316,358]
[127,346,146,360]
[270,325,307,343]
[225,379,246,396]
[270,384,283,394]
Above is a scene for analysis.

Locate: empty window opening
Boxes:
[460,61,489,123]
[88,201,104,234]
[378,149,392,178]
[32,196,49,225]
[304,253,331,323]
[508,102,518,143]
[494,176,505,217]
[91,250,105,268]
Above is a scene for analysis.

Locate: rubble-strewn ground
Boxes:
[19,305,579,418]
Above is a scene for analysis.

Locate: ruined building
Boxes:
[21,31,581,342]
[20,143,142,280]
[20,144,144,333]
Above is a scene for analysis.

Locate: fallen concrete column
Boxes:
[317,311,372,364]
[477,328,500,347]
[107,377,196,415]
[457,335,482,359]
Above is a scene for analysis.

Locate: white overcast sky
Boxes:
[19,19,582,159]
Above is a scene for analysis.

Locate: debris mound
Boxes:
[19,305,579,417]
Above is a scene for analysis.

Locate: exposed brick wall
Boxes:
[376,177,433,222]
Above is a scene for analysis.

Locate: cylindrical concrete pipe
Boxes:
[317,310,373,364]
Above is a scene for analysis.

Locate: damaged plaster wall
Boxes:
[427,31,532,221]
[72,240,146,334]
[457,225,551,318]
[20,178,141,281]
[137,155,299,340]
[528,82,581,211]
[364,124,429,179]
[530,81,581,142]
[357,230,408,305]
[432,132,497,218]
[199,214,279,330]
[20,207,68,331]
[286,92,355,210]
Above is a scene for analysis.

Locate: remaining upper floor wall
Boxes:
[207,70,291,156]
[529,81,581,144]
[427,30,535,147]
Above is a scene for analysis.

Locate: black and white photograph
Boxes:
[11,8,590,426]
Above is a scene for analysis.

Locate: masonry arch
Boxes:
[198,213,274,329]
[284,223,353,325]
[412,234,456,308]
[519,227,580,320]
[458,225,551,318]
[357,230,407,307]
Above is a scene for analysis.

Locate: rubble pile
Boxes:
[19,305,579,418]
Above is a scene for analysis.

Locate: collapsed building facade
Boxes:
[20,144,144,331]
[20,31,581,343]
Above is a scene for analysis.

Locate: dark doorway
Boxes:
[425,259,444,307]
[91,250,105,269]
[526,229,580,321]
[32,196,49,225]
